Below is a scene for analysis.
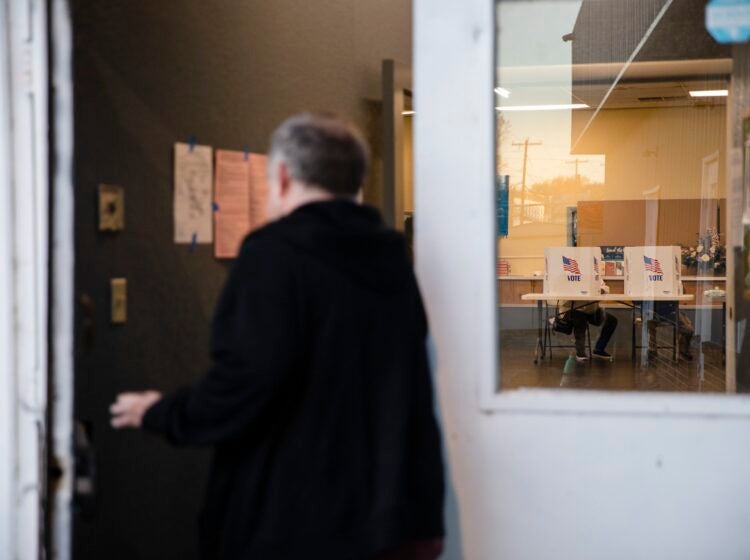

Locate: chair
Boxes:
[544,303,592,360]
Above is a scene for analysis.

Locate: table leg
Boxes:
[544,303,550,360]
[534,300,544,364]
[674,302,679,362]
[722,301,727,366]
[631,304,637,363]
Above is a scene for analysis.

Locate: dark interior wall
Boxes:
[72,2,411,558]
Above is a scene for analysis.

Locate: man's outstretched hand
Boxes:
[110,391,163,429]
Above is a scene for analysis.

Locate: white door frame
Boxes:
[0,0,51,558]
[0,1,17,554]
[49,0,76,558]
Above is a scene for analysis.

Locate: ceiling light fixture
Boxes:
[689,89,728,98]
[494,87,511,98]
[496,103,589,112]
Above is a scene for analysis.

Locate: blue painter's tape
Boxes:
[188,135,197,152]
[243,145,249,161]
[212,202,219,212]
[189,232,198,252]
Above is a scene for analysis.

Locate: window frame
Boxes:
[414,0,750,418]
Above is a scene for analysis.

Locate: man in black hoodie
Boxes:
[110,113,445,559]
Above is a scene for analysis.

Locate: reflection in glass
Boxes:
[495,0,739,393]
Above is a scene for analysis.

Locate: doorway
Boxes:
[63,2,416,559]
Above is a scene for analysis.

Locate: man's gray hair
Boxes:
[269,113,370,196]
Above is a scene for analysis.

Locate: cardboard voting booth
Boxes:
[544,247,602,296]
[624,246,682,296]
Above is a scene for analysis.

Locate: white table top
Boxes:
[521,293,695,302]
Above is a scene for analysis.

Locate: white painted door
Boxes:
[414,1,750,558]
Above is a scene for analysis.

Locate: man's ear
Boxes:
[277,160,293,196]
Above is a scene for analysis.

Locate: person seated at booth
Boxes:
[648,301,694,361]
[562,279,618,362]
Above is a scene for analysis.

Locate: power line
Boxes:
[565,158,589,185]
[511,138,543,224]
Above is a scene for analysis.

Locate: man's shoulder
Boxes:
[238,219,294,255]
[232,223,300,278]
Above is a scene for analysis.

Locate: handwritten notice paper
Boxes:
[213,151,271,258]
[214,150,251,258]
[248,153,269,232]
[174,142,213,243]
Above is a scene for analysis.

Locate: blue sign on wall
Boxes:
[706,0,750,44]
[497,175,509,238]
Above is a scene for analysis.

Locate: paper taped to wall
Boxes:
[213,150,270,258]
[174,142,213,243]
[214,150,251,258]
[248,153,269,232]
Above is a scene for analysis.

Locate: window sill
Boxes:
[479,387,750,418]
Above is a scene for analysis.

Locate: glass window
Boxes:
[495,0,745,392]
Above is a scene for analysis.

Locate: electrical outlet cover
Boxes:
[110,278,127,324]
[99,184,125,231]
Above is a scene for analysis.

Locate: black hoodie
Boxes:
[143,200,445,559]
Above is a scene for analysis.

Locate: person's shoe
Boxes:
[575,352,589,363]
[593,350,612,361]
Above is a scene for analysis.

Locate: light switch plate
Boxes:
[99,184,125,231]
[110,278,127,324]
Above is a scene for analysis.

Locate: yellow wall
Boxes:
[499,104,726,275]
[580,105,726,200]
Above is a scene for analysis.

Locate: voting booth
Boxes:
[624,246,682,296]
[544,247,602,296]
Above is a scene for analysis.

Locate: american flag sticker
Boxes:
[562,256,581,275]
[644,255,663,274]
